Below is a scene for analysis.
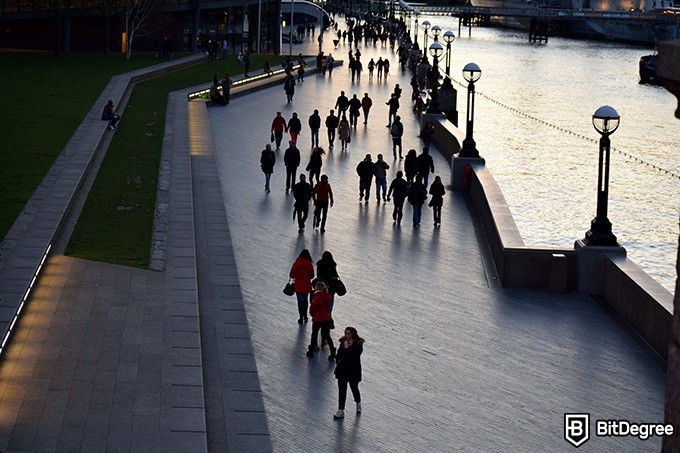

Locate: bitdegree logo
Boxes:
[564,413,674,447]
[596,420,674,440]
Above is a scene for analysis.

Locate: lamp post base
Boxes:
[459,138,479,158]
[583,218,618,247]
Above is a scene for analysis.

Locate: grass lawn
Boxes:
[0,52,168,240]
[64,54,273,267]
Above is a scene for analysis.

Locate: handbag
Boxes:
[270,131,275,143]
[283,279,295,296]
[334,278,347,297]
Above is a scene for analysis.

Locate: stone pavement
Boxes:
[0,29,670,453]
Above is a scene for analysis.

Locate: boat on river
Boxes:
[469,0,680,44]
[639,53,660,84]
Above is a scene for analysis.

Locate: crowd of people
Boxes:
[249,11,451,422]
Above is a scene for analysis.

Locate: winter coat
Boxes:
[374,161,390,180]
[388,177,409,202]
[338,121,351,141]
[325,114,339,130]
[292,181,313,209]
[429,181,446,207]
[334,340,364,382]
[408,180,427,205]
[308,113,322,130]
[309,291,333,322]
[313,181,333,205]
[260,149,275,173]
[306,151,323,172]
[289,257,314,293]
[288,117,302,133]
[284,145,301,168]
[417,151,435,177]
[356,160,375,181]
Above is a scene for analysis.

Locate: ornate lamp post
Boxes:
[459,62,481,158]
[414,10,420,45]
[583,105,620,246]
[427,41,444,113]
[421,20,431,49]
[430,24,441,42]
[443,30,454,76]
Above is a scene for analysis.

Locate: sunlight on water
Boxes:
[423,18,679,292]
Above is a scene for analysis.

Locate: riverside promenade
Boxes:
[0,34,670,452]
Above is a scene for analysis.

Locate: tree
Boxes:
[121,0,158,59]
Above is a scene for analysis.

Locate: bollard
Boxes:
[548,253,568,294]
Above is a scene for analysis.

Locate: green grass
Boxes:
[64,54,273,267]
[0,52,176,239]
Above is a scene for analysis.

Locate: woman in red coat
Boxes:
[289,249,314,323]
[306,281,335,359]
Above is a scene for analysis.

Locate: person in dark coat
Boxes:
[312,174,334,233]
[334,91,349,117]
[260,144,276,193]
[428,175,446,227]
[284,141,301,193]
[408,176,427,227]
[333,326,364,419]
[306,147,324,184]
[390,116,404,159]
[316,251,340,311]
[387,170,409,225]
[416,148,435,187]
[325,110,339,149]
[355,154,375,202]
[221,73,233,104]
[348,94,362,128]
[308,109,322,148]
[284,74,296,103]
[244,50,251,77]
[420,119,435,151]
[288,112,302,144]
[289,249,315,323]
[404,148,418,183]
[292,174,313,232]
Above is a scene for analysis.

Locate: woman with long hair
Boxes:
[289,249,314,323]
[333,327,364,419]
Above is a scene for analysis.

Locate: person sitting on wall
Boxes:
[101,99,121,130]
[209,81,226,106]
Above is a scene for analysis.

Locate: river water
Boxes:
[418,16,679,293]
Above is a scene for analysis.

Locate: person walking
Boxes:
[288,112,302,144]
[260,144,276,193]
[312,174,334,233]
[243,50,251,77]
[386,94,399,128]
[428,175,446,227]
[289,249,315,323]
[271,112,287,149]
[316,251,340,312]
[292,174,313,232]
[306,281,335,359]
[355,154,375,203]
[348,94,362,128]
[308,109,321,148]
[325,110,339,149]
[373,153,390,202]
[408,176,427,227]
[338,115,351,151]
[335,91,349,118]
[306,147,324,184]
[327,53,335,76]
[387,170,409,225]
[404,149,418,183]
[390,116,404,159]
[367,58,375,79]
[416,147,435,187]
[420,119,435,151]
[361,93,373,125]
[221,73,232,105]
[333,326,364,419]
[284,73,296,103]
[284,141,301,193]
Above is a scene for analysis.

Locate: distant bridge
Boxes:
[410,4,680,25]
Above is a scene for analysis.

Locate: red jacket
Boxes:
[272,116,287,132]
[313,182,333,205]
[289,258,314,293]
[309,291,333,322]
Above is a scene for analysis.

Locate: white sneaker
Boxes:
[333,410,345,419]
[356,402,362,413]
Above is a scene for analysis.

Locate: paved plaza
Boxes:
[0,30,670,452]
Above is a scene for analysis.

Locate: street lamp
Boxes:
[421,20,431,49]
[443,30,454,76]
[460,62,481,158]
[414,10,420,45]
[430,24,441,42]
[583,105,620,246]
[427,41,443,113]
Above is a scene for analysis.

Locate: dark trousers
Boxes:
[393,198,405,222]
[310,320,334,349]
[338,379,361,410]
[314,202,329,230]
[286,166,297,191]
[296,206,309,229]
[432,205,442,224]
[296,293,309,320]
[327,128,336,146]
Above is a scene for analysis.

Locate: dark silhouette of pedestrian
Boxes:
[335,91,349,117]
[306,147,324,184]
[260,144,276,193]
[288,112,302,144]
[244,51,251,77]
[387,170,409,225]
[416,148,435,187]
[390,116,404,159]
[408,176,427,227]
[404,149,418,182]
[361,93,373,125]
[325,110,339,149]
[284,141,301,193]
[356,154,375,202]
[271,112,287,149]
[374,154,390,202]
[308,109,321,148]
[428,175,446,227]
[312,174,334,233]
[292,174,313,232]
[348,94,361,128]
